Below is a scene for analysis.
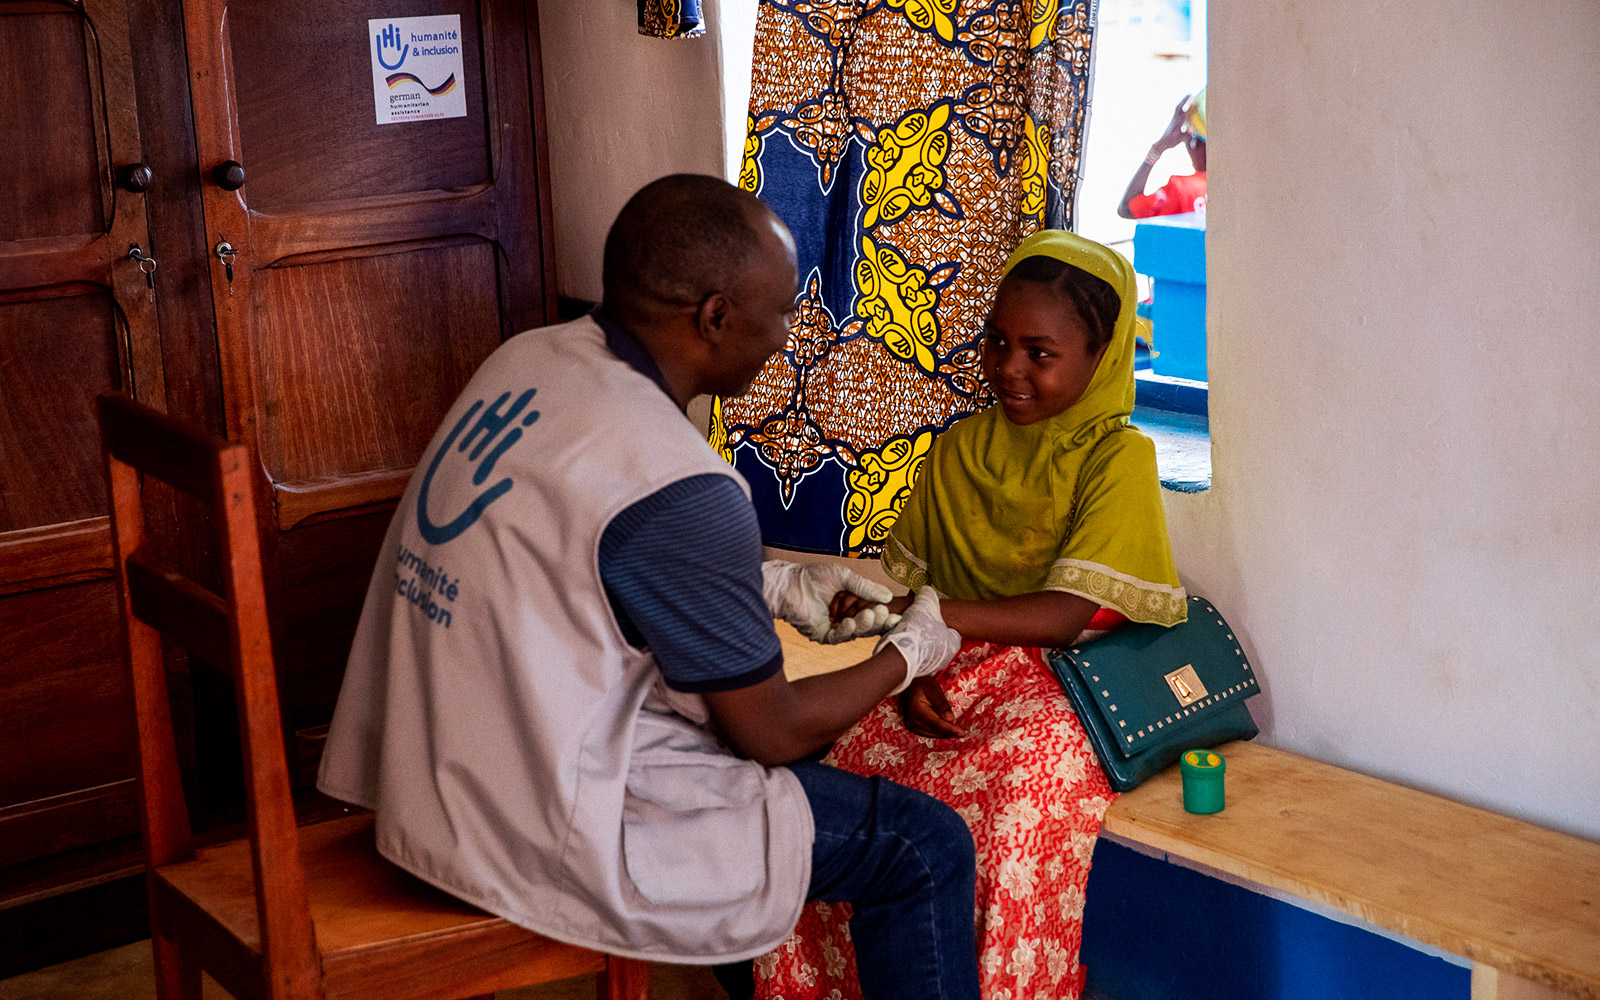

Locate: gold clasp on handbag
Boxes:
[1165,664,1208,707]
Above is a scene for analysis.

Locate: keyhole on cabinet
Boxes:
[215,241,237,284]
[128,244,158,289]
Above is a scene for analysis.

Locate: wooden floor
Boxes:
[0,940,726,1000]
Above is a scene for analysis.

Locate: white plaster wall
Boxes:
[535,0,730,301]
[1178,2,1600,840]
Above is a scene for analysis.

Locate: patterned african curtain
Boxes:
[711,0,1097,556]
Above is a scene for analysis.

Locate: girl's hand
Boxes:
[817,589,906,644]
[828,590,912,624]
[899,676,964,739]
[764,560,894,643]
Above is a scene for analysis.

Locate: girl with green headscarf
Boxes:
[883,228,1187,635]
[756,231,1185,1000]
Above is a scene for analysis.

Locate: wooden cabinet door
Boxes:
[0,0,558,965]
[180,0,554,741]
[0,0,162,865]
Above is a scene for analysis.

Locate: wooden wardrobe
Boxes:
[0,0,555,973]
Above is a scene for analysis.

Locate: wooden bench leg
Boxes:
[598,956,651,1000]
[1470,964,1571,1000]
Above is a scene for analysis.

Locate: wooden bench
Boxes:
[778,629,1600,1000]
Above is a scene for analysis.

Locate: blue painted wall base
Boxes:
[1081,839,1470,1000]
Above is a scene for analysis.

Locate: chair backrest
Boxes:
[99,392,320,993]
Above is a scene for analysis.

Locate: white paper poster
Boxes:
[369,14,467,125]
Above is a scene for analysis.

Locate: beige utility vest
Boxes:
[318,317,813,962]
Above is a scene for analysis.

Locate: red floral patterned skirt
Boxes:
[755,641,1117,1000]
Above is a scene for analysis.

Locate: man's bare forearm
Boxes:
[703,646,907,766]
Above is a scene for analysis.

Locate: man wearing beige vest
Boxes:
[320,175,980,1000]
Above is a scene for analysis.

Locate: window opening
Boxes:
[1078,0,1209,490]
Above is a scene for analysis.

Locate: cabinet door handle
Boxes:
[118,163,154,192]
[213,160,246,191]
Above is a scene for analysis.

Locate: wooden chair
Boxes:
[99,392,651,1000]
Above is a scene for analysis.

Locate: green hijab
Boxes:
[882,230,1188,626]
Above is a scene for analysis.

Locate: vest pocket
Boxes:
[622,759,769,906]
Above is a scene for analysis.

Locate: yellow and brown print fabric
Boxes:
[715,0,1097,555]
[638,0,704,39]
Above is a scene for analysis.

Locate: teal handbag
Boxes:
[1045,595,1261,792]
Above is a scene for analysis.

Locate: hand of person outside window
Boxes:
[1156,95,1194,152]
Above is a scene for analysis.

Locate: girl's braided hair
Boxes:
[1000,255,1121,354]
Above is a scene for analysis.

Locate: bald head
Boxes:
[602,174,783,320]
[599,175,798,407]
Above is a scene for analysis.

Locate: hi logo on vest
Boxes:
[417,389,540,544]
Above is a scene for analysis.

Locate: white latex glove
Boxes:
[761,560,896,644]
[875,586,961,695]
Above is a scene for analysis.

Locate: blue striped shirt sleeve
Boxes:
[598,473,783,692]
